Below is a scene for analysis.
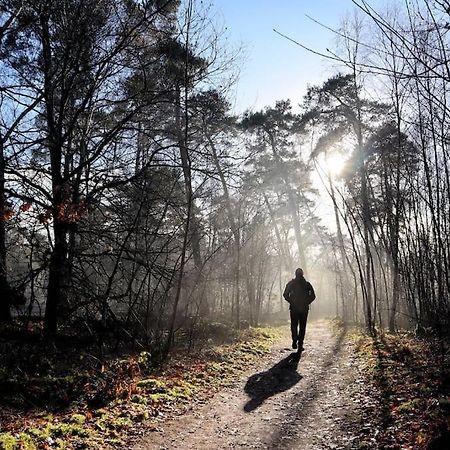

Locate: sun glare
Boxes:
[325,153,346,177]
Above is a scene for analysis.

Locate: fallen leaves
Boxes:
[352,332,450,449]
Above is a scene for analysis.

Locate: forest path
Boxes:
[133,320,364,450]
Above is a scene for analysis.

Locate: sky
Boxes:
[211,0,381,113]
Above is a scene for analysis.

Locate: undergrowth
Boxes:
[352,331,450,449]
[0,325,285,449]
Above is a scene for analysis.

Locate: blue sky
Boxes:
[211,0,379,113]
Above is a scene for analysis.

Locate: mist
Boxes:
[1,1,450,448]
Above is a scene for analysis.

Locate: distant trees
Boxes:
[242,101,316,271]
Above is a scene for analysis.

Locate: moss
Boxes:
[95,414,132,431]
[397,398,426,413]
[136,376,197,401]
[168,384,194,400]
[47,422,89,439]
[69,414,86,426]
[16,433,37,450]
[108,416,132,430]
[131,394,147,405]
[0,433,18,450]
[27,427,49,442]
[136,378,166,391]
[147,392,174,403]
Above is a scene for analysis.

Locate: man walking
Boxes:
[283,268,316,352]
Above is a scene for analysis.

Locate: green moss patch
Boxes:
[0,433,18,450]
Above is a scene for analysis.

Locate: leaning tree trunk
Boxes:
[326,154,358,322]
[352,65,374,334]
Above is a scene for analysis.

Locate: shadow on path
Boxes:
[243,352,303,412]
[269,327,347,448]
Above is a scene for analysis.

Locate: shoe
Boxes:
[297,345,305,352]
[292,340,298,349]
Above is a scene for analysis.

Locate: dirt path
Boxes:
[133,321,365,450]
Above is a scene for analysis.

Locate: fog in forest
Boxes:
[1,1,450,447]
[1,0,449,346]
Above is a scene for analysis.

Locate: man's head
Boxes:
[295,268,304,278]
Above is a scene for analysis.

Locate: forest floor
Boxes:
[0,323,286,449]
[1,319,449,449]
[131,320,450,450]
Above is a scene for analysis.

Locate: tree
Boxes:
[242,100,315,272]
[0,0,178,334]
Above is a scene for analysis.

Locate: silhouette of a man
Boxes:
[283,268,316,351]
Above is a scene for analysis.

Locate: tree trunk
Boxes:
[0,138,11,322]
[263,193,293,271]
[267,133,306,270]
[326,153,357,322]
[175,84,202,270]
[44,218,69,335]
[205,132,246,326]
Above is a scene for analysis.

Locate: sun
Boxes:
[325,152,347,177]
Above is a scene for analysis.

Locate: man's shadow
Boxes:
[243,352,303,412]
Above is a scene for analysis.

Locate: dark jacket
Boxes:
[283,276,316,313]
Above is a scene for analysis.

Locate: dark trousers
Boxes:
[290,309,308,346]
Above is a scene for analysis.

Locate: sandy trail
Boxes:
[133,321,363,450]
